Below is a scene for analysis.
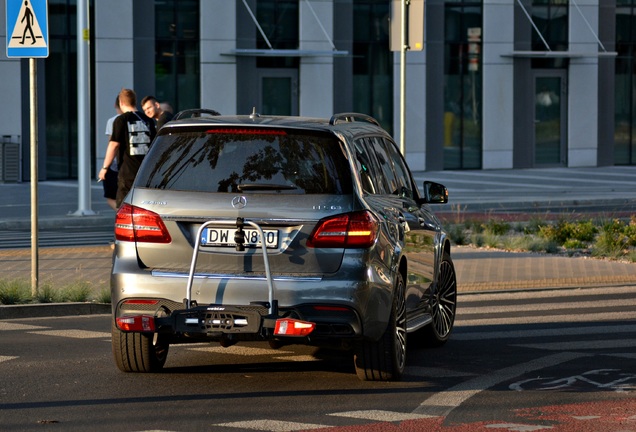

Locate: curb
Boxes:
[0,302,111,319]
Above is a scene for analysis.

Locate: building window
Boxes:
[256,0,299,69]
[353,0,393,134]
[155,0,200,112]
[531,0,569,69]
[444,1,482,169]
[46,0,80,179]
[616,1,636,165]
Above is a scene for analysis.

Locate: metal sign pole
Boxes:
[29,58,38,297]
[399,0,407,155]
[73,0,94,216]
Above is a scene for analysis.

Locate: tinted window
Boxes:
[135,128,353,194]
[353,138,380,194]
[381,137,414,199]
[367,137,398,194]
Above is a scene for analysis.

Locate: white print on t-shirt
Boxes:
[128,115,151,156]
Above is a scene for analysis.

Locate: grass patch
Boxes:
[0,279,110,305]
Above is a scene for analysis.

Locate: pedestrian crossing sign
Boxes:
[6,0,48,58]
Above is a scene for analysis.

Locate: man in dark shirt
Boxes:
[141,95,174,130]
[98,88,156,208]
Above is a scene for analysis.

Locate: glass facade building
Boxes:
[3,0,635,181]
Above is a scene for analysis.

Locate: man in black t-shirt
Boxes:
[98,88,156,208]
[141,95,174,130]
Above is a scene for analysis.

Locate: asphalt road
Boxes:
[2,285,634,431]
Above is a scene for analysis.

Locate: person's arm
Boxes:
[98,140,120,181]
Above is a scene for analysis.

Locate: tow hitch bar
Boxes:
[182,217,316,337]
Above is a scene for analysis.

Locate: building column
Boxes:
[200,1,237,115]
[482,0,515,169]
[299,0,334,117]
[93,0,135,174]
[567,0,600,167]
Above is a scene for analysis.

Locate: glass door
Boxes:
[534,71,567,166]
[257,69,298,116]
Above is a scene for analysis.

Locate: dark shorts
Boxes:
[102,168,118,200]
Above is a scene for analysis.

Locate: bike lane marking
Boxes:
[412,351,591,417]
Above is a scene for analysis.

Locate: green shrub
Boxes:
[563,239,587,250]
[538,219,597,245]
[483,219,510,236]
[591,219,630,259]
[470,232,484,247]
[521,217,544,235]
[0,279,31,305]
[60,281,93,302]
[96,288,111,304]
[448,224,469,246]
[36,282,64,303]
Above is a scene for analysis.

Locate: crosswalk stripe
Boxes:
[0,322,48,331]
[215,420,327,431]
[329,410,435,421]
[187,346,294,356]
[459,286,636,301]
[458,298,636,315]
[514,339,636,351]
[456,310,636,326]
[453,324,636,341]
[28,330,110,339]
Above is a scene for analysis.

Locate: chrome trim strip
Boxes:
[152,270,322,282]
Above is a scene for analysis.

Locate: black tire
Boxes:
[420,252,457,346]
[354,273,407,381]
[111,320,169,373]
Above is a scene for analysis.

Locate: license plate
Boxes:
[201,228,279,248]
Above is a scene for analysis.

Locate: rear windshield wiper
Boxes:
[237,183,298,191]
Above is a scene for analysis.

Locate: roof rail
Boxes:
[173,109,222,120]
[329,112,380,127]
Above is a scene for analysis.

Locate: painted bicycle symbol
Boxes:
[510,369,636,393]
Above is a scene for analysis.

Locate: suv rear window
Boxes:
[135,127,353,194]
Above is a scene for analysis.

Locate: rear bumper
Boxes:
[115,299,363,345]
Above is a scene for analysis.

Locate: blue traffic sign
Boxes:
[6,0,48,58]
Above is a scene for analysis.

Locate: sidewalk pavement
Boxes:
[1,166,635,318]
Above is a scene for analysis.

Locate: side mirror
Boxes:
[423,181,448,204]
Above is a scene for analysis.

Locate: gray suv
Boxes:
[111,110,456,381]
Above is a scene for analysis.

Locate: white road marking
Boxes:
[458,298,636,315]
[407,366,476,378]
[412,352,590,417]
[329,410,435,421]
[453,324,636,341]
[215,419,327,431]
[28,330,110,339]
[456,310,636,326]
[273,355,320,362]
[514,339,636,351]
[0,322,48,331]
[187,346,294,356]
[0,355,18,364]
[484,423,553,431]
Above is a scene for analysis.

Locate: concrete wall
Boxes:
[568,0,600,167]
[200,0,237,115]
[482,0,515,169]
[299,0,334,117]
[93,0,135,171]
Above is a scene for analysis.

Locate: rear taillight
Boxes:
[274,318,315,336]
[307,210,379,248]
[115,203,172,243]
[116,315,156,332]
